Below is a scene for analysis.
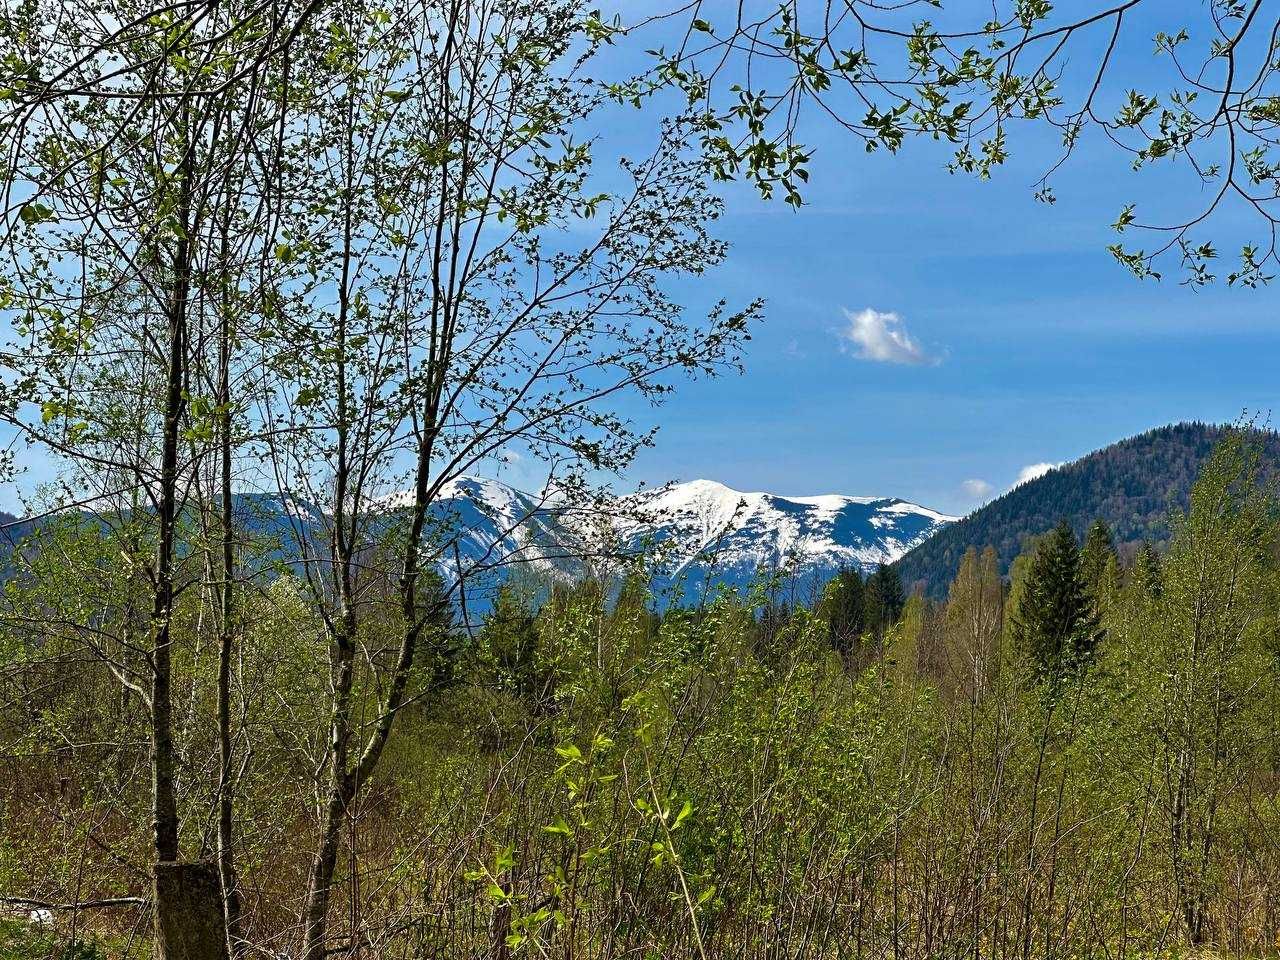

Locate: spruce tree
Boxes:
[1080,519,1118,594]
[412,567,461,691]
[1012,520,1104,681]
[479,585,545,708]
[865,563,907,637]
[1133,541,1163,598]
[821,566,866,657]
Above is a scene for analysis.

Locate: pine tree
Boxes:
[1133,540,1163,597]
[865,563,906,638]
[1011,520,1104,681]
[478,585,547,709]
[820,566,865,657]
[1080,519,1118,594]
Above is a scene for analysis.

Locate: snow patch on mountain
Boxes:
[258,475,956,610]
[614,478,956,602]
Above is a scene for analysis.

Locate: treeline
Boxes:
[4,436,1280,958]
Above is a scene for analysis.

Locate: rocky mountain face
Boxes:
[614,479,955,604]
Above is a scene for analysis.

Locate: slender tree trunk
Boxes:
[151,122,231,960]
[297,12,456,941]
[302,686,354,960]
[216,230,244,956]
[151,147,189,885]
[1018,699,1056,960]
[301,80,359,956]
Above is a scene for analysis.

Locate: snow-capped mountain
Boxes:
[378,476,577,572]
[231,477,583,603]
[220,475,954,610]
[409,476,584,590]
[614,479,956,603]
[393,476,955,606]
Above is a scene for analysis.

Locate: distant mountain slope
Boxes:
[895,422,1280,597]
[5,476,947,613]
[225,478,584,606]
[391,477,955,607]
[619,479,956,604]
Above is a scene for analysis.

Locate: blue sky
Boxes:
[575,4,1280,517]
[5,3,1277,519]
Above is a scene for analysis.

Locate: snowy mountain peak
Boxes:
[613,478,955,599]
[626,479,955,536]
[365,474,956,607]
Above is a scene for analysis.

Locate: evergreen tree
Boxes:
[1080,519,1118,594]
[1011,520,1104,681]
[759,598,793,646]
[478,585,547,709]
[865,563,907,638]
[412,567,461,691]
[820,566,865,658]
[1133,540,1163,598]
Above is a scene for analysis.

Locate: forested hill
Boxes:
[896,422,1280,596]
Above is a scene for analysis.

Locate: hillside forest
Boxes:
[5,425,1280,959]
[897,423,1280,596]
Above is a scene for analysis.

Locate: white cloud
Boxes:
[961,478,994,500]
[838,307,940,366]
[1013,461,1063,488]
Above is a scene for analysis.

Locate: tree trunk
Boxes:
[216,226,244,956]
[299,93,359,953]
[154,862,231,960]
[301,627,355,960]
[150,114,230,960]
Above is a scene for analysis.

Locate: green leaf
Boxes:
[19,202,54,225]
[672,799,693,829]
[554,743,583,762]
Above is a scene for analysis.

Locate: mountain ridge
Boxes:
[230,475,957,608]
[615,477,954,602]
[894,421,1280,597]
